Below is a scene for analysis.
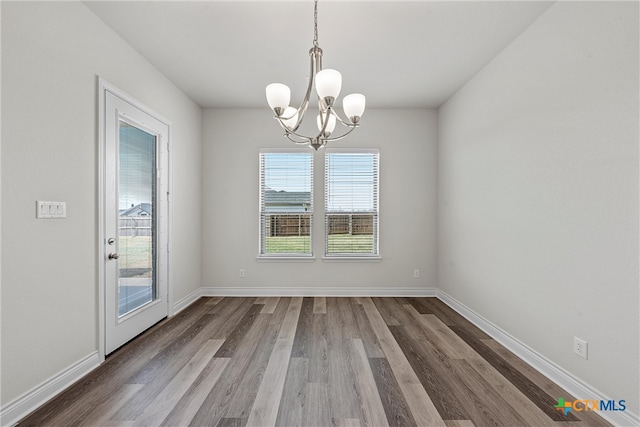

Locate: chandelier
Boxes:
[265,0,366,150]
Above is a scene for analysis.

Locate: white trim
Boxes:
[201,286,438,297]
[256,256,316,262]
[98,78,172,357]
[436,290,640,427]
[322,256,382,262]
[6,289,635,427]
[259,147,311,154]
[166,124,174,316]
[325,147,381,154]
[99,79,172,125]
[0,352,100,427]
[172,287,203,315]
[97,77,106,363]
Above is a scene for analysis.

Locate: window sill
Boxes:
[256,256,316,262]
[322,256,382,263]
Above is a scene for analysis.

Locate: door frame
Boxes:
[97,78,173,361]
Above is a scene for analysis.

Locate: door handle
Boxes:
[108,253,119,260]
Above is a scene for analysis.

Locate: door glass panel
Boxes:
[118,121,157,317]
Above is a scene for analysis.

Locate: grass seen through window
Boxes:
[264,234,374,254]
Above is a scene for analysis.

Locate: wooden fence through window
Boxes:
[119,217,152,237]
[327,214,374,235]
[267,214,311,237]
[265,214,373,237]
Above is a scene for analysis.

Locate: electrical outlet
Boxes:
[413,269,420,278]
[239,268,245,278]
[574,337,588,359]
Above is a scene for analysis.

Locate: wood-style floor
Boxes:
[20,297,610,427]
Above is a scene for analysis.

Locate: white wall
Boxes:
[1,1,202,407]
[3,0,637,422]
[202,109,437,291]
[438,1,639,417]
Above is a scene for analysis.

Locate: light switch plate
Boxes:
[36,201,66,219]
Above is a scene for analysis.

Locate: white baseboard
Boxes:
[0,351,100,427]
[201,286,438,297]
[436,290,639,427]
[172,287,203,315]
[5,289,636,427]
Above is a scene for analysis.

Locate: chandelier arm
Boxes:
[275,117,312,144]
[273,116,293,132]
[285,133,312,145]
[329,109,355,128]
[276,112,297,121]
[321,124,358,142]
[315,105,332,139]
[318,92,329,112]
[290,46,322,132]
[318,97,327,115]
[280,126,319,141]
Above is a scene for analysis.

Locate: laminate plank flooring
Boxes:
[160,357,230,427]
[368,357,415,427]
[136,339,225,426]
[387,325,470,421]
[313,297,327,314]
[348,339,389,427]
[274,357,308,427]
[19,297,612,427]
[359,298,445,427]
[308,309,330,384]
[246,298,303,426]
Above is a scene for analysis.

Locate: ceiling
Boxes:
[84,1,553,109]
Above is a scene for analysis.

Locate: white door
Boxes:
[102,84,170,355]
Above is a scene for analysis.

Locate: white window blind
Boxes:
[259,151,313,256]
[324,149,379,256]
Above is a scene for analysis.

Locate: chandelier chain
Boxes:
[313,0,319,47]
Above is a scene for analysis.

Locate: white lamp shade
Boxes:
[315,69,342,102]
[282,107,299,129]
[266,83,291,112]
[317,113,336,134]
[343,93,366,122]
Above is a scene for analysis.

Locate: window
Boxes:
[259,150,313,256]
[325,149,379,257]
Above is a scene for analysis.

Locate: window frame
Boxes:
[323,148,380,260]
[258,148,315,260]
